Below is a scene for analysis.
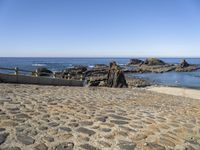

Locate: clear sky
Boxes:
[0,0,200,57]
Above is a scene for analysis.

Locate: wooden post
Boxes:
[14,67,19,75]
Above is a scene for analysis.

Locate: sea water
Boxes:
[0,57,200,89]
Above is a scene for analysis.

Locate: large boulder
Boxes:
[143,58,166,66]
[32,68,53,77]
[106,62,128,88]
[127,59,143,66]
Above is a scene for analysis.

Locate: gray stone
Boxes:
[118,141,136,150]
[0,132,9,145]
[55,142,74,150]
[15,127,24,133]
[77,127,95,136]
[101,128,111,132]
[1,147,21,150]
[109,114,130,120]
[110,120,129,125]
[16,113,31,119]
[48,122,59,127]
[0,128,6,132]
[42,136,54,142]
[80,121,93,126]
[38,126,48,131]
[145,143,166,150]
[99,141,111,148]
[16,134,35,145]
[34,143,48,150]
[95,116,107,122]
[68,123,79,128]
[80,144,100,150]
[59,127,72,132]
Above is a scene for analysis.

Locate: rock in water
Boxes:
[180,59,189,68]
[176,59,200,72]
[107,61,128,88]
[127,59,143,66]
[143,58,166,66]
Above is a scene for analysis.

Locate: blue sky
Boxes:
[0,0,200,57]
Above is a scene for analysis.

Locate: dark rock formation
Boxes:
[62,66,87,80]
[143,58,166,66]
[127,59,143,66]
[175,59,200,72]
[63,66,87,75]
[87,76,107,87]
[85,68,108,78]
[106,61,128,88]
[180,59,189,68]
[125,58,177,73]
[138,64,176,73]
[32,68,53,77]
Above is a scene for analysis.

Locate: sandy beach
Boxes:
[0,84,200,150]
[148,86,200,100]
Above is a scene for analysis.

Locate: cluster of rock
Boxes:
[32,62,128,88]
[87,62,128,88]
[31,58,199,88]
[126,58,200,73]
[32,68,53,77]
[60,66,87,80]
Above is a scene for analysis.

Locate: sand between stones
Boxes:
[0,83,200,149]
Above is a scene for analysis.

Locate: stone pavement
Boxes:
[0,84,200,150]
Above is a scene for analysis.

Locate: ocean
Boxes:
[0,57,200,89]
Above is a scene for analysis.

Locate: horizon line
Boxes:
[0,56,200,59]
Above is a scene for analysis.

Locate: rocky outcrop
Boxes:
[87,76,107,87]
[180,59,189,68]
[126,77,151,87]
[138,64,176,73]
[106,62,128,88]
[127,59,144,66]
[84,64,109,78]
[143,58,166,66]
[62,66,87,79]
[175,59,200,72]
[63,66,87,75]
[32,68,53,77]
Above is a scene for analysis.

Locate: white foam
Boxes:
[32,64,47,67]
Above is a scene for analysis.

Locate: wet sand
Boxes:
[0,83,200,150]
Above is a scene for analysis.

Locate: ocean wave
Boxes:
[88,65,94,68]
[119,63,126,66]
[32,64,47,67]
